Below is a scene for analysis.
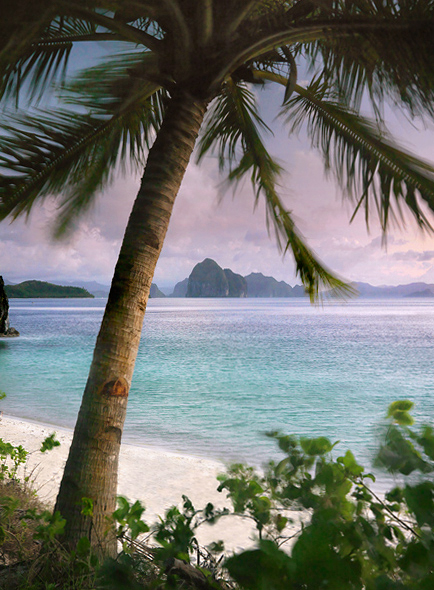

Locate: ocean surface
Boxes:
[1,297,434,477]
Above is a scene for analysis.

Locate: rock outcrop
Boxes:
[224,268,247,297]
[149,283,166,298]
[186,259,229,297]
[171,278,189,298]
[244,272,297,297]
[186,259,247,297]
[0,276,19,337]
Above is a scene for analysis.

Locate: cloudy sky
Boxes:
[2,75,434,291]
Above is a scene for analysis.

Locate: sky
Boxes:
[2,59,434,291]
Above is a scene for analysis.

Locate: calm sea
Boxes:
[1,297,434,474]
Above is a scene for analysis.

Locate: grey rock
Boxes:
[0,276,19,337]
[224,268,247,297]
[171,278,189,297]
[186,259,229,297]
[244,272,298,297]
[149,283,166,298]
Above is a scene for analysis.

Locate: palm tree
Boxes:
[1,0,434,556]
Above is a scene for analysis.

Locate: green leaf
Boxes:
[80,497,94,517]
[40,433,60,453]
[300,437,334,456]
[76,535,91,556]
[226,540,295,590]
[387,400,414,414]
[337,450,364,477]
[275,514,288,533]
[113,496,130,523]
[418,425,434,461]
[387,400,415,425]
[404,482,434,528]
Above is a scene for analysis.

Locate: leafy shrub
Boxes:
[3,402,434,590]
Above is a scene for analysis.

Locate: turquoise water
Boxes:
[1,298,434,472]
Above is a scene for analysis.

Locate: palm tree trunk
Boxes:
[54,90,208,558]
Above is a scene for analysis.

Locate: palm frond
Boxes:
[304,1,434,116]
[283,79,434,234]
[0,87,165,236]
[60,51,167,114]
[0,15,101,105]
[198,80,352,300]
[221,1,434,117]
[197,0,213,47]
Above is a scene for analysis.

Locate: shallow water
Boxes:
[1,297,434,475]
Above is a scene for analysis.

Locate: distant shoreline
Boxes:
[5,280,93,299]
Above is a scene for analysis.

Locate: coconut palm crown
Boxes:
[1,0,434,555]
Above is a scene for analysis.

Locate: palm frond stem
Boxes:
[197,0,213,47]
[58,1,161,51]
[217,15,432,95]
[35,33,126,44]
[225,0,266,39]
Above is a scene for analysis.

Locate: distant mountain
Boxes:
[149,283,166,298]
[19,270,434,299]
[244,272,298,297]
[186,259,247,297]
[171,278,189,298]
[6,280,94,298]
[225,268,248,297]
[49,280,110,297]
[405,289,434,298]
[353,282,434,298]
[170,259,305,298]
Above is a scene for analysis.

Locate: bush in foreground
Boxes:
[1,401,434,589]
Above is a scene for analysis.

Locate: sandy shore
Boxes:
[0,415,268,553]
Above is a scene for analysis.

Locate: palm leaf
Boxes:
[198,80,352,300]
[0,85,165,235]
[221,1,434,116]
[60,51,166,114]
[0,15,101,105]
[304,1,434,117]
[283,79,434,234]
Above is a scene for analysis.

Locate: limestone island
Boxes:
[5,280,94,299]
[0,276,19,337]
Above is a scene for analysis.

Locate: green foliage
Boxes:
[0,390,6,401]
[26,509,66,543]
[3,402,434,590]
[113,496,150,544]
[80,497,94,517]
[5,280,93,299]
[0,438,28,480]
[218,404,434,590]
[387,400,415,425]
[39,433,60,453]
[376,401,434,475]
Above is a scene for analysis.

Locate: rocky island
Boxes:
[186,259,247,297]
[5,280,93,298]
[0,276,19,337]
[170,259,300,298]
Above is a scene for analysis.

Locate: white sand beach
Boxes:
[0,415,266,553]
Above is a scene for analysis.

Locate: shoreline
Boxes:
[1,410,251,466]
[0,414,263,553]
